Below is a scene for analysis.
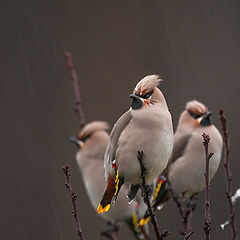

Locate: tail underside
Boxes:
[97,168,124,213]
[125,212,145,240]
[137,175,169,227]
[152,175,170,209]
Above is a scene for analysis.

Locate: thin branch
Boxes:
[202,133,214,240]
[184,210,193,239]
[101,222,119,240]
[167,181,184,221]
[65,51,85,129]
[167,179,194,239]
[62,165,85,240]
[137,151,169,240]
[219,110,238,239]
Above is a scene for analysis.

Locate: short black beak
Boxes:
[204,111,212,118]
[69,136,81,149]
[129,94,143,110]
[129,93,140,100]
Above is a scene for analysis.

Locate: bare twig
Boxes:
[202,133,214,240]
[137,151,169,240]
[219,110,238,239]
[167,180,194,239]
[184,210,193,239]
[62,165,85,240]
[167,182,184,221]
[65,51,85,129]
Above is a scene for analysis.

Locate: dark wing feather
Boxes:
[104,110,132,170]
[169,133,191,166]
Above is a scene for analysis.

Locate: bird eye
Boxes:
[142,90,154,99]
[188,110,201,119]
[80,134,92,142]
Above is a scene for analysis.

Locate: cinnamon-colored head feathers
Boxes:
[78,121,109,140]
[186,100,208,115]
[133,75,163,96]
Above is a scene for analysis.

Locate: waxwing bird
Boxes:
[152,100,223,209]
[98,75,174,214]
[71,121,148,240]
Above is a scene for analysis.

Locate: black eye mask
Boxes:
[188,110,212,126]
[141,90,154,99]
[135,90,154,99]
[80,134,92,142]
[188,110,202,119]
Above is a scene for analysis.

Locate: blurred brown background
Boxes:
[1,0,240,239]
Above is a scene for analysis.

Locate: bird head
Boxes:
[70,121,109,151]
[183,100,212,127]
[129,75,167,110]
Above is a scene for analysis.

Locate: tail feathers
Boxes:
[140,224,150,240]
[113,172,124,205]
[125,213,144,240]
[152,176,170,209]
[97,175,115,213]
[139,176,169,226]
[139,213,150,227]
[97,169,124,213]
[127,184,140,203]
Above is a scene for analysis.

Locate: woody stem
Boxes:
[137,151,169,240]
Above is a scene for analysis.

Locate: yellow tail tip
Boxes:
[139,217,150,226]
[97,204,110,213]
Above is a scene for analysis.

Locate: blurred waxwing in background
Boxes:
[151,100,223,209]
[97,75,174,214]
[71,121,149,240]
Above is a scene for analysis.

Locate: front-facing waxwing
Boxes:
[98,75,174,213]
[152,100,223,209]
[72,121,148,240]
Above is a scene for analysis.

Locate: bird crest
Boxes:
[186,100,208,115]
[78,121,109,140]
[133,75,163,96]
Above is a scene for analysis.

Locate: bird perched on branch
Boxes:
[97,75,174,214]
[152,100,223,209]
[71,121,149,240]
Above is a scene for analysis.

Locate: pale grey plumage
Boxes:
[168,100,223,198]
[75,121,147,238]
[105,75,173,185]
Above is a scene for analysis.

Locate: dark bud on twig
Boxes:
[62,164,70,173]
[62,164,85,240]
[202,133,213,240]
[159,230,169,240]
